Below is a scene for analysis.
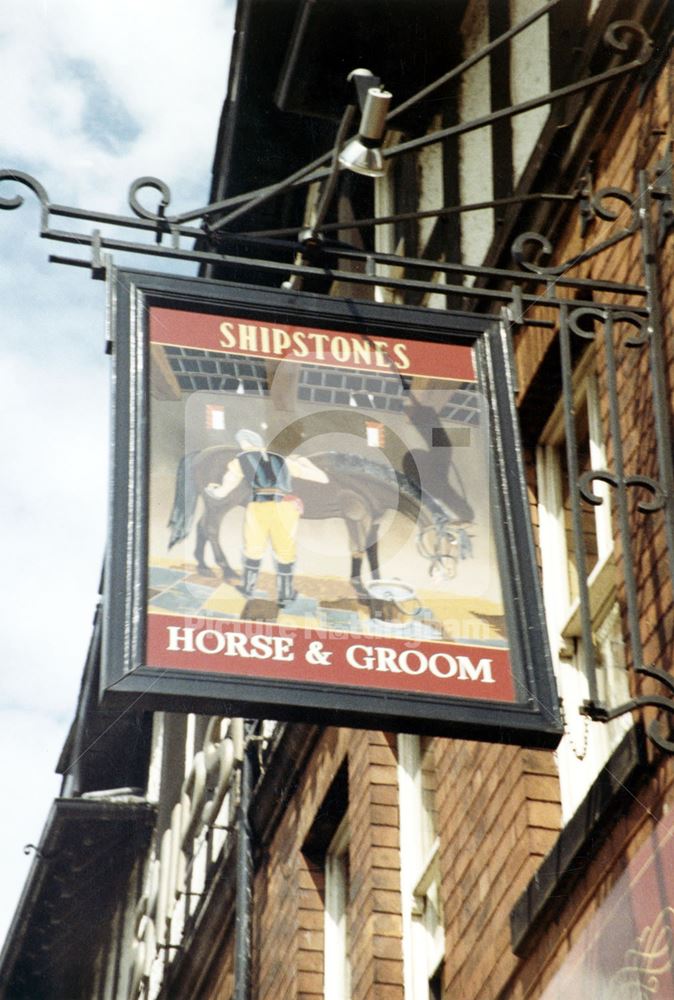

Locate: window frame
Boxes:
[536,354,632,819]
[398,733,444,998]
[537,357,614,644]
[324,815,351,1000]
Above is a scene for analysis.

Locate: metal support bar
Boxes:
[651,148,674,246]
[282,229,647,299]
[383,22,652,161]
[245,190,580,239]
[0,197,643,320]
[1,19,645,239]
[129,0,567,230]
[311,104,357,234]
[600,311,645,673]
[583,660,674,753]
[639,169,674,619]
[388,0,562,122]
[0,167,649,315]
[559,303,598,702]
[204,21,654,233]
[577,169,674,754]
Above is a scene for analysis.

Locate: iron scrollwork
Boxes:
[583,664,674,755]
[127,176,172,224]
[511,188,641,277]
[578,471,666,513]
[22,843,59,860]
[568,307,648,347]
[564,291,674,755]
[0,169,50,216]
[603,19,653,66]
[511,231,562,276]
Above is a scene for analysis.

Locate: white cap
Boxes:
[236,428,265,451]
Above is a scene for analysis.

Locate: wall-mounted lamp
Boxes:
[282,70,391,292]
[339,69,391,178]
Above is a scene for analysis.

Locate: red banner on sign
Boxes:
[149,306,476,381]
[146,614,515,702]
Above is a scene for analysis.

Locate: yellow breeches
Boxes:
[243,500,300,563]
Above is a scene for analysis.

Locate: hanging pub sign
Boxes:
[101,268,561,746]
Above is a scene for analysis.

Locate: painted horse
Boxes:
[167,448,474,595]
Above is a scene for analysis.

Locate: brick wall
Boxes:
[201,727,403,1000]
[434,740,560,999]
[196,49,673,1000]
[498,49,674,1000]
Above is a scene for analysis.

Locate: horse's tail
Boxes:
[168,452,199,548]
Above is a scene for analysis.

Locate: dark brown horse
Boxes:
[167,448,472,594]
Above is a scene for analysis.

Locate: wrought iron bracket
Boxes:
[511,184,641,278]
[582,664,674,754]
[379,20,653,162]
[107,15,652,236]
[0,165,653,327]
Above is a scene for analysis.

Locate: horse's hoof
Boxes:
[197,564,214,577]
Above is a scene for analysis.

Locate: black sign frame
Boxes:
[101,267,561,747]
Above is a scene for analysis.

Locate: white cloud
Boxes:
[0,0,236,951]
[1,0,234,210]
[0,350,108,714]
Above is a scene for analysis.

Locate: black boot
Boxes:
[277,562,297,607]
[240,558,262,597]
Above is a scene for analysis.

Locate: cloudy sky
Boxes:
[0,0,235,943]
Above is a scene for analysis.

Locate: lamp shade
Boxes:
[338,139,385,177]
[339,87,391,178]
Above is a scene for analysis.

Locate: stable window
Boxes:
[398,734,444,999]
[366,421,385,448]
[537,360,631,820]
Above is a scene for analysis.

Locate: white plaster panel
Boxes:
[510,0,550,182]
